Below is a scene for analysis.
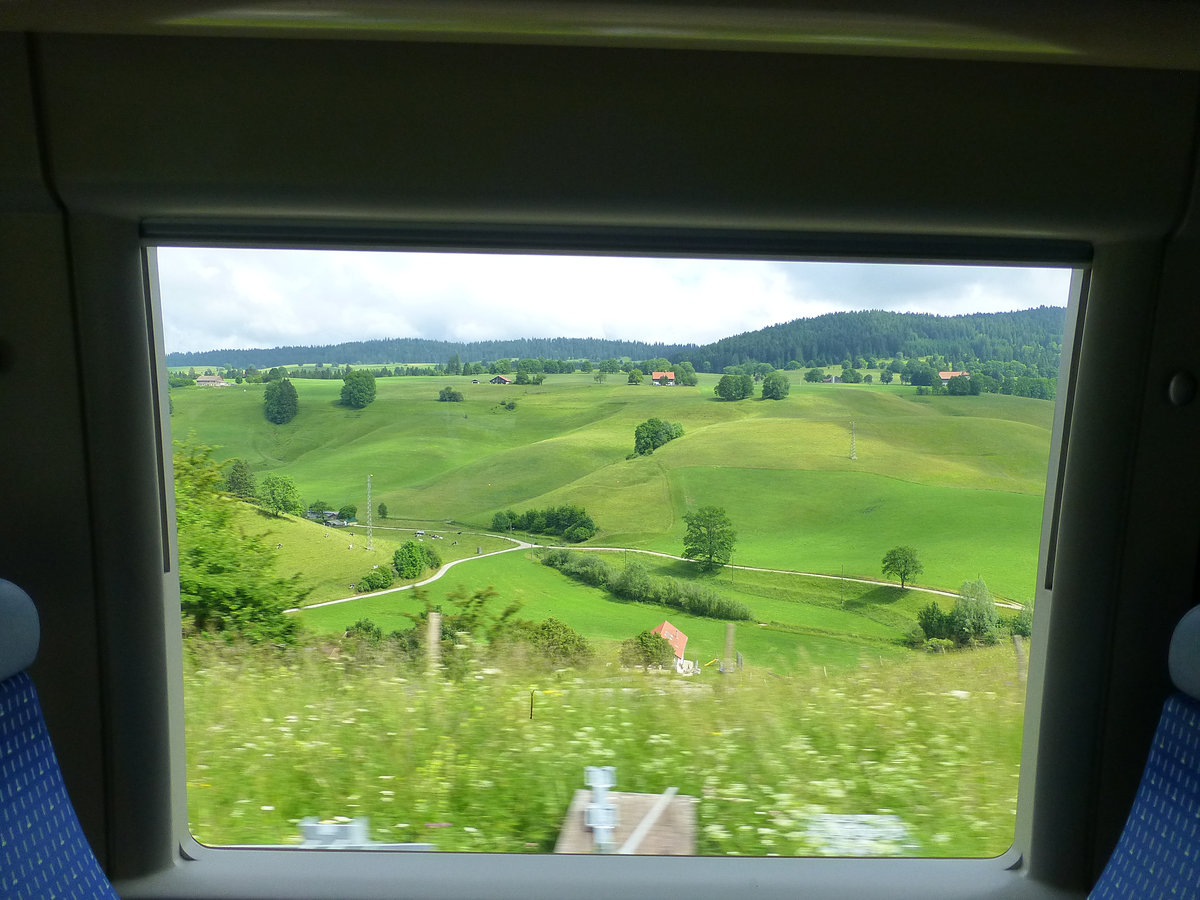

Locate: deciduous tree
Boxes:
[682,505,737,571]
[258,473,302,516]
[882,546,923,589]
[340,369,377,408]
[761,370,791,400]
[633,418,684,455]
[263,378,299,424]
[714,373,754,400]
[174,441,300,643]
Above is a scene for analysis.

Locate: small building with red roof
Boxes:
[650,620,688,662]
[651,371,675,385]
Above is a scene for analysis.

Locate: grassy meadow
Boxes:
[295,550,910,672]
[172,372,1052,601]
[184,638,1025,857]
[173,369,1048,855]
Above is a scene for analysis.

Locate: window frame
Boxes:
[130,228,1089,900]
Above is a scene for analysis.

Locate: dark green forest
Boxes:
[676,307,1064,374]
[166,307,1064,376]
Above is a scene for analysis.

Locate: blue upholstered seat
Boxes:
[1089,605,1200,899]
[0,579,119,899]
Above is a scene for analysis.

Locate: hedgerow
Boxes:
[542,549,752,621]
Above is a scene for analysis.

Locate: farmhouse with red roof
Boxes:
[651,371,675,385]
[650,620,688,661]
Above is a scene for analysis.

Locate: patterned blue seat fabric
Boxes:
[1089,606,1200,900]
[0,580,119,899]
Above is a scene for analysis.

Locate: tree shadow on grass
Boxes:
[843,585,907,610]
[649,557,708,580]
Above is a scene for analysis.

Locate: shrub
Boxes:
[1009,606,1033,637]
[950,577,999,645]
[356,567,395,592]
[563,522,596,543]
[525,617,592,668]
[345,618,383,645]
[394,540,431,579]
[438,386,464,402]
[620,631,675,668]
[338,504,357,521]
[923,638,957,653]
[917,601,951,641]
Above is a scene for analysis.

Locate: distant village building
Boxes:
[938,370,970,384]
[195,375,229,387]
[490,375,513,385]
[822,374,841,384]
[651,371,676,386]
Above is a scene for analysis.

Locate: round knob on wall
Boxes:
[1167,371,1197,406]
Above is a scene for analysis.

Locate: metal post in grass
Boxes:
[850,421,857,460]
[724,622,735,673]
[427,610,442,673]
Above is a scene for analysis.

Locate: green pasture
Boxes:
[227,502,516,606]
[296,551,910,672]
[172,374,1053,600]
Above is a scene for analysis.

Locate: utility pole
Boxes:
[366,474,374,551]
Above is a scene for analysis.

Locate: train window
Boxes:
[155,245,1074,858]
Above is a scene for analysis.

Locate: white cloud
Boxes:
[156,248,1074,353]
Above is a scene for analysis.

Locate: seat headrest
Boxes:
[0,579,40,682]
[1169,605,1200,701]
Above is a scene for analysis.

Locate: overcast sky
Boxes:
[156,247,1074,354]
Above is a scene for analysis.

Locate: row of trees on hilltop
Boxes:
[167,308,1063,378]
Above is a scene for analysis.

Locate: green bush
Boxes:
[923,638,956,653]
[393,540,439,579]
[1009,607,1033,637]
[356,567,395,593]
[620,630,675,668]
[345,618,383,645]
[524,617,592,668]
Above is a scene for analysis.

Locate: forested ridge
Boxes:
[167,306,1064,374]
[677,307,1064,373]
[167,336,696,370]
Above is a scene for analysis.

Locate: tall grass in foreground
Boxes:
[185,638,1024,857]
